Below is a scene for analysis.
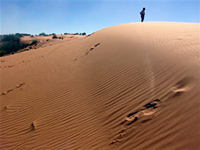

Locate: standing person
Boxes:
[140,7,145,22]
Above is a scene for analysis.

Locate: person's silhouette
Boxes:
[140,7,145,22]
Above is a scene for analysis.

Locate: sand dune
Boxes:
[0,22,199,149]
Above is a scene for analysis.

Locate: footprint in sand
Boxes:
[8,65,14,68]
[16,83,25,88]
[1,83,25,96]
[0,60,5,63]
[94,43,100,47]
[31,122,36,130]
[7,89,14,92]
[2,106,9,111]
[171,87,186,98]
[1,92,7,95]
[168,78,191,99]
[125,99,160,126]
[126,111,139,122]
[1,90,13,96]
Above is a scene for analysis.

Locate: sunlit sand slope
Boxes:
[0,22,199,149]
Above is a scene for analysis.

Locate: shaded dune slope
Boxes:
[0,22,200,149]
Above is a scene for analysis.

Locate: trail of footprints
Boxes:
[1,82,36,132]
[110,99,161,145]
[0,65,14,68]
[74,42,101,61]
[0,60,31,69]
[85,43,100,55]
[1,83,25,96]
[0,47,54,68]
[0,55,49,68]
[110,78,190,145]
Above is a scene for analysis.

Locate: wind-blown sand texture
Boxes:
[0,22,199,150]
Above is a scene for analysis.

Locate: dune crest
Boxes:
[0,22,199,149]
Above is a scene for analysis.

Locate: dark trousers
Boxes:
[141,14,145,22]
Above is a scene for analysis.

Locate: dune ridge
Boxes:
[0,22,199,149]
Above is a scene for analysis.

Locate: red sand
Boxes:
[0,22,200,149]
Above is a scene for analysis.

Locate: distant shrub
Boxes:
[39,32,47,36]
[1,34,20,43]
[15,33,31,37]
[82,32,86,35]
[46,39,50,41]
[31,40,38,45]
[31,35,34,37]
[15,33,23,37]
[52,35,57,39]
[64,32,86,35]
[0,34,29,56]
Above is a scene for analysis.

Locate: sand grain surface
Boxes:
[0,22,200,149]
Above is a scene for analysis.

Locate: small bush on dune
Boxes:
[0,42,20,53]
[0,50,6,56]
[52,35,57,39]
[39,32,47,36]
[31,40,38,45]
[82,32,86,35]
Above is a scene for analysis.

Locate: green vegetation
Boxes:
[0,34,37,57]
[1,34,20,43]
[39,32,47,36]
[64,32,86,35]
[52,34,58,39]
[15,33,31,37]
[31,40,38,45]
[0,31,87,56]
[81,32,86,35]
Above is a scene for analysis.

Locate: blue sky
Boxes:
[1,0,199,35]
